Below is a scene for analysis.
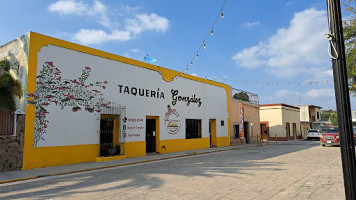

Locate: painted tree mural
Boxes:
[28,62,111,147]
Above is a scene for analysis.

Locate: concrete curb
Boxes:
[0,146,253,185]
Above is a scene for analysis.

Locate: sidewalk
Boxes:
[0,144,256,184]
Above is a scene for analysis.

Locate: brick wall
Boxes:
[0,114,25,171]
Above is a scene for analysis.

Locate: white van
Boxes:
[307,129,320,140]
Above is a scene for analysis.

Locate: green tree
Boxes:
[321,110,332,121]
[233,92,250,102]
[342,1,356,95]
[0,60,22,111]
[344,19,356,94]
[330,112,338,126]
[342,0,355,15]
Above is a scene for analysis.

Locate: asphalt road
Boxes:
[0,141,344,200]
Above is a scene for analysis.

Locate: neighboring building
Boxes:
[229,88,260,145]
[0,32,231,171]
[0,34,29,172]
[260,104,301,141]
[297,105,322,139]
[352,111,356,126]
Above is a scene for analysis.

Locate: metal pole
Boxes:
[326,0,356,199]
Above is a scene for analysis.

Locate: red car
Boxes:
[320,127,340,147]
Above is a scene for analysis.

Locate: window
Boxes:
[186,119,202,139]
[317,111,320,120]
[0,108,15,136]
[234,125,239,138]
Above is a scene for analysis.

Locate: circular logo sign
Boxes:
[164,105,181,134]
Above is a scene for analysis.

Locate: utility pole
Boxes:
[325,0,356,199]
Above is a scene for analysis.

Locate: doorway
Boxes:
[100,115,120,156]
[146,116,159,153]
[209,119,216,147]
[244,122,249,144]
[292,123,296,140]
[260,121,269,141]
[286,123,291,140]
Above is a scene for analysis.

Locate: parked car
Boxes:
[307,129,320,140]
[320,127,340,146]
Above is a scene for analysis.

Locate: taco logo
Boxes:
[164,105,181,134]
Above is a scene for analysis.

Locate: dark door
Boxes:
[100,118,114,156]
[293,123,297,140]
[244,122,249,144]
[286,123,290,140]
[209,121,212,146]
[146,119,156,153]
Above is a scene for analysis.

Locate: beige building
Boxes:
[260,104,301,141]
[297,105,322,139]
[229,88,260,145]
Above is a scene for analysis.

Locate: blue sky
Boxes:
[1,0,355,110]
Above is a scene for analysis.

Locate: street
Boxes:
[0,141,344,200]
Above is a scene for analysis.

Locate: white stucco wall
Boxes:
[34,45,228,147]
[0,33,30,112]
[260,105,283,137]
[299,105,309,122]
[281,106,300,139]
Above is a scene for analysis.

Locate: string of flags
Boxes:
[226,79,333,86]
[196,75,333,86]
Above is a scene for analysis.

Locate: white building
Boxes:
[297,105,322,138]
[0,32,231,170]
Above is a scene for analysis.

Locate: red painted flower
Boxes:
[72,107,82,112]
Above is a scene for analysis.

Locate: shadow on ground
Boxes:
[0,141,321,199]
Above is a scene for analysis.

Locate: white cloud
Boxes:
[123,48,141,59]
[129,48,140,53]
[49,0,169,45]
[313,69,333,79]
[275,88,334,100]
[49,0,111,29]
[244,21,260,28]
[48,0,87,14]
[232,8,329,78]
[231,45,267,68]
[126,13,169,34]
[91,0,110,28]
[286,2,294,7]
[275,90,292,98]
[304,88,335,99]
[73,29,132,45]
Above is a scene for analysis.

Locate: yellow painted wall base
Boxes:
[216,137,230,147]
[22,144,99,170]
[124,141,146,158]
[21,137,230,170]
[160,138,209,153]
[96,155,126,162]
